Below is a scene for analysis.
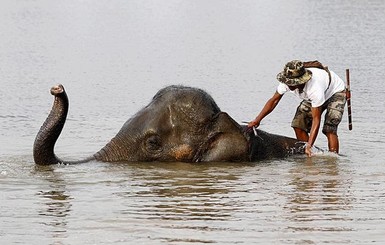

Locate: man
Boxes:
[248,60,346,157]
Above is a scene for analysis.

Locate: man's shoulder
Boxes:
[308,67,328,76]
[276,82,288,95]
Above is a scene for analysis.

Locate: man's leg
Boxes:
[326,132,339,153]
[291,101,312,141]
[294,127,309,141]
[322,91,346,154]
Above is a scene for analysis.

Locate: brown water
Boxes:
[1,0,385,244]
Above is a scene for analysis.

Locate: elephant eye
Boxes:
[145,134,163,152]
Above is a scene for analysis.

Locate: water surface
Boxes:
[1,0,385,244]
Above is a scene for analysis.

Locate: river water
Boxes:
[1,0,385,244]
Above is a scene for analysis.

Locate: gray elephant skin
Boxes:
[33,84,305,165]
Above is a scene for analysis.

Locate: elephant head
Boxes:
[93,85,249,163]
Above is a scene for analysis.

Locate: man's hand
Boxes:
[305,143,313,157]
[247,119,260,128]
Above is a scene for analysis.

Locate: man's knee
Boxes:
[325,131,338,139]
[293,127,309,141]
[322,124,338,135]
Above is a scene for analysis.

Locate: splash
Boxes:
[290,142,325,155]
[291,141,341,158]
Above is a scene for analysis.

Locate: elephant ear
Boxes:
[194,112,248,162]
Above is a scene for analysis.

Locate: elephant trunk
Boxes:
[33,85,69,165]
[33,84,97,165]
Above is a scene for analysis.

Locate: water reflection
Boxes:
[34,166,72,241]
[116,163,240,222]
[1,0,384,243]
[284,156,353,237]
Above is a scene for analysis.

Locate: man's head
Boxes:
[277,60,312,87]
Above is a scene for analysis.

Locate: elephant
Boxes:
[33,84,305,165]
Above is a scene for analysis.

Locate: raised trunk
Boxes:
[33,85,93,165]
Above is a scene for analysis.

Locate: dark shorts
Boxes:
[291,91,346,135]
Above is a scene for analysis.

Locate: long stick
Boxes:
[346,69,353,130]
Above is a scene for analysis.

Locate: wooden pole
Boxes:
[346,69,353,130]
